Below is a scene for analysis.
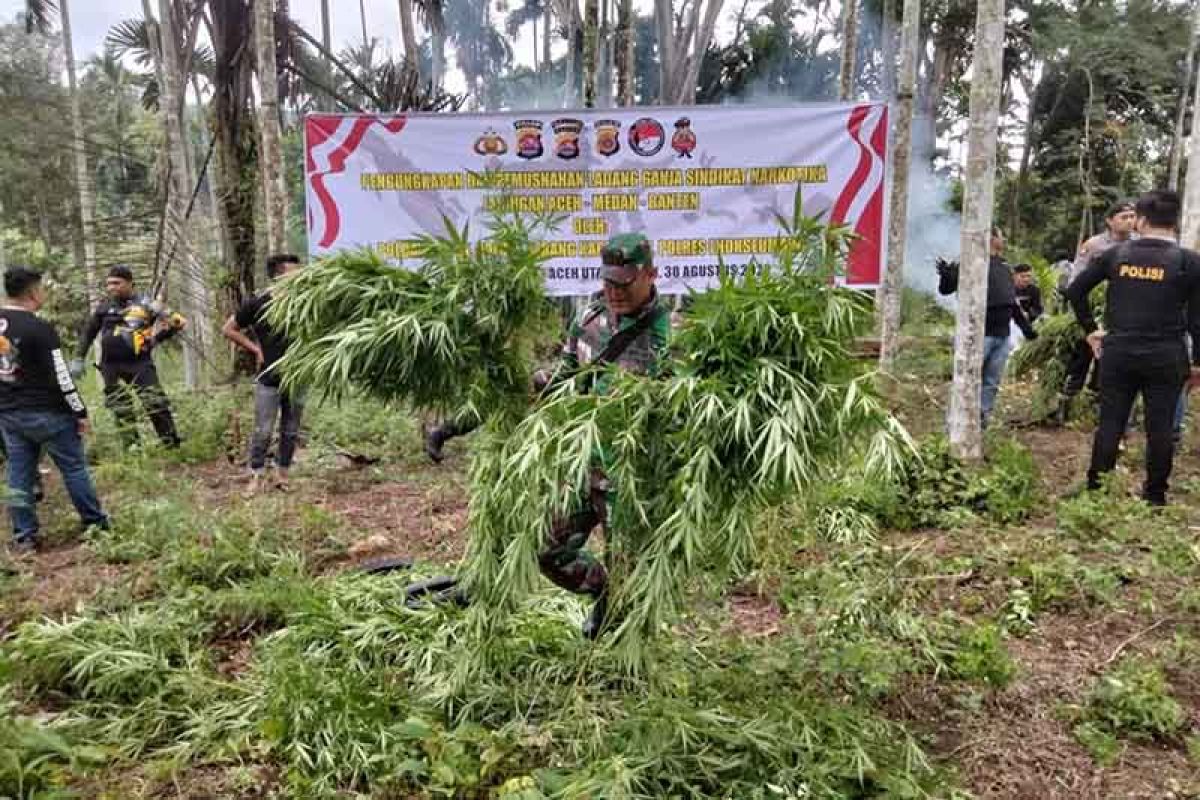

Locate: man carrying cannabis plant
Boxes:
[222,254,305,494]
[537,232,671,639]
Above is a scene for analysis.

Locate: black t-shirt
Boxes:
[234,291,289,386]
[0,308,88,418]
[1066,237,1200,362]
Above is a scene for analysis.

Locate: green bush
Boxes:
[950,623,1017,688]
[842,435,1040,530]
[1081,656,1186,742]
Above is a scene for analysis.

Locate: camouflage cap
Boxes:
[600,233,653,285]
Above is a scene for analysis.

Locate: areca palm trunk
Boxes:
[616,0,633,105]
[60,0,97,305]
[157,0,205,387]
[838,0,859,100]
[398,0,420,73]
[583,0,598,107]
[254,0,288,253]
[877,0,921,374]
[948,0,1006,460]
[543,1,552,70]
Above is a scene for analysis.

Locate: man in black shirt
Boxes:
[1064,190,1200,506]
[937,227,1038,428]
[73,265,185,448]
[222,254,304,493]
[0,267,108,552]
[1013,264,1043,325]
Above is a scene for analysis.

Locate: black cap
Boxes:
[107,264,134,282]
[1105,200,1135,219]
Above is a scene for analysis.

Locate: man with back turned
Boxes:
[1064,190,1200,506]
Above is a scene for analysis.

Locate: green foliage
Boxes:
[462,215,912,671]
[1079,656,1186,744]
[951,623,1017,688]
[0,684,103,799]
[1007,311,1082,419]
[850,436,1040,531]
[3,565,954,798]
[268,210,560,421]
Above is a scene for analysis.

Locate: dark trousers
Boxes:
[1087,341,1189,504]
[1063,337,1099,397]
[101,360,180,447]
[0,410,107,544]
[249,383,304,471]
[538,473,610,597]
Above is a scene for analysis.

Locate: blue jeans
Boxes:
[0,410,107,545]
[981,335,1013,427]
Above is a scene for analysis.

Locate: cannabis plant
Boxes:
[266,211,560,422]
[462,214,913,672]
[1008,311,1084,418]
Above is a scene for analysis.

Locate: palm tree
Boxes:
[254,0,287,253]
[25,0,97,303]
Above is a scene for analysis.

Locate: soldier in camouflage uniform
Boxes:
[537,232,671,639]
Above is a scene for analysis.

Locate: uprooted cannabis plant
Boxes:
[462,214,914,673]
[1008,311,1084,419]
[266,208,560,422]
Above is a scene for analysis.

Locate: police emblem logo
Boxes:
[514,120,544,160]
[552,118,584,160]
[473,127,508,156]
[671,117,697,159]
[594,119,620,157]
[628,118,666,157]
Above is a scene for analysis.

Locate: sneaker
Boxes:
[274,471,291,492]
[582,592,609,640]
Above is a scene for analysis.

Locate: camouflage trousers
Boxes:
[538,471,610,597]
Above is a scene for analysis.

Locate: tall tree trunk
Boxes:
[60,0,97,305]
[583,0,599,107]
[563,17,578,105]
[654,0,673,103]
[432,0,447,88]
[320,0,334,110]
[678,0,722,104]
[948,0,1006,461]
[359,0,369,47]
[877,0,921,374]
[1170,3,1200,191]
[617,0,634,104]
[532,14,539,69]
[543,1,552,71]
[838,0,859,100]
[398,0,420,73]
[158,0,205,388]
[208,0,259,309]
[1182,8,1200,246]
[254,0,288,253]
[881,0,897,99]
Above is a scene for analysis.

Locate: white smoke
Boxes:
[901,114,960,308]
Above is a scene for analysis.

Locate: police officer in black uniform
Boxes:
[73,265,185,448]
[1064,190,1200,506]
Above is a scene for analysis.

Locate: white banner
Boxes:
[304,104,888,295]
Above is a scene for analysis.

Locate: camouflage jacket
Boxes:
[560,290,670,394]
